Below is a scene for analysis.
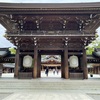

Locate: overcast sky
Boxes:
[0,0,100,48]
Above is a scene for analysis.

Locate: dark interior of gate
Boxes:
[0,3,100,79]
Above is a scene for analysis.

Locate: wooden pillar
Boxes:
[98,67,99,74]
[61,53,64,78]
[37,53,41,78]
[97,67,99,74]
[83,48,88,79]
[14,48,19,78]
[33,47,38,78]
[95,67,98,74]
[96,66,98,74]
[93,66,96,74]
[42,65,43,71]
[0,63,3,77]
[93,67,95,74]
[64,46,69,79]
[99,67,100,74]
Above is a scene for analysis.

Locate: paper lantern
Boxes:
[23,55,33,68]
[69,55,79,68]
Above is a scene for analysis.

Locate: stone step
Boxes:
[0,79,100,92]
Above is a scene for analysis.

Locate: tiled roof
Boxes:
[0,2,100,9]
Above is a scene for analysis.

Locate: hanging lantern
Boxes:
[69,55,79,68]
[23,55,33,68]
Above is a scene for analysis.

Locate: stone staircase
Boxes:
[0,78,100,93]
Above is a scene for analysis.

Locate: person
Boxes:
[56,69,59,75]
[45,68,49,76]
[53,68,56,75]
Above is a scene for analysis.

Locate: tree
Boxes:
[9,47,16,54]
[86,34,100,55]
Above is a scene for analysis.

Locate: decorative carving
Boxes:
[0,14,19,33]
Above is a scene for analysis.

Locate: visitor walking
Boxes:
[45,68,49,76]
[56,69,59,75]
[53,68,56,75]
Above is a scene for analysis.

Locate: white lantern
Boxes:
[23,55,33,68]
[69,55,79,68]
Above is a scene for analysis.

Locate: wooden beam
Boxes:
[68,52,83,55]
[41,64,61,66]
[38,48,64,50]
[19,48,34,50]
[68,48,83,50]
[7,34,95,38]
[19,52,34,55]
[40,50,63,55]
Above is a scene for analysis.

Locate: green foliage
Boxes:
[95,33,99,38]
[86,34,100,55]
[9,48,16,54]
[86,47,94,55]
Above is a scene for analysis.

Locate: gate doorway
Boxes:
[36,49,69,79]
[41,55,61,78]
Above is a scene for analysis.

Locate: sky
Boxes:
[0,0,100,48]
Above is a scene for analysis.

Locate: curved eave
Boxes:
[0,2,100,10]
[0,2,100,8]
[0,3,100,15]
[87,55,100,59]
[0,51,8,58]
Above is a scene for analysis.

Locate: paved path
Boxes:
[0,73,100,100]
[3,92,94,100]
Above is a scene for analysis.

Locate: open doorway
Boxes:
[41,55,61,78]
